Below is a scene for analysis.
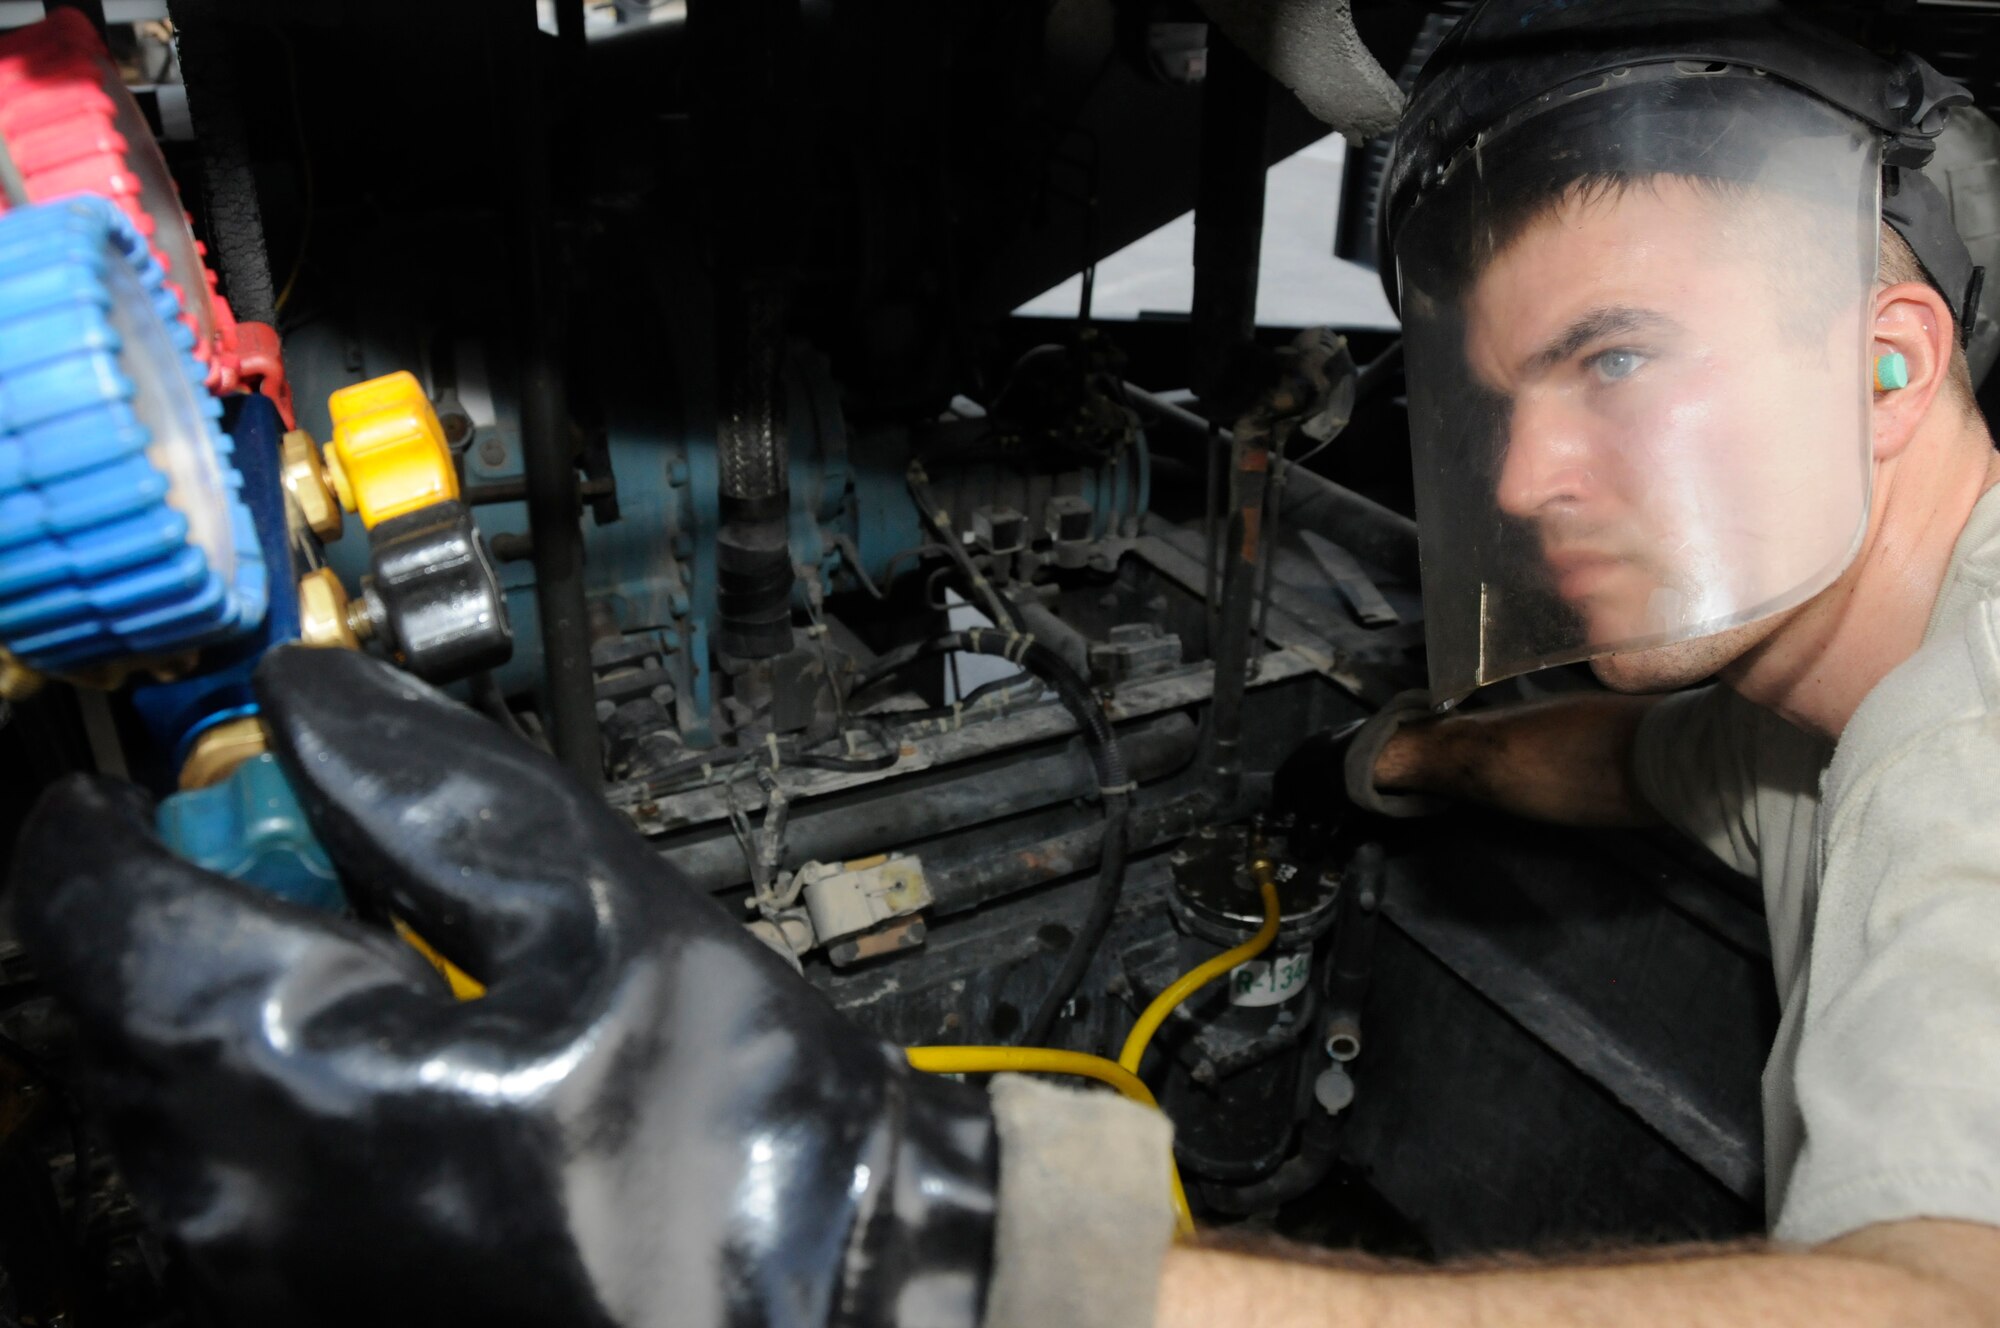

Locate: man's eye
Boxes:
[1588,349,1645,382]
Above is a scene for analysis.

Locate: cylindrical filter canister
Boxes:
[1155,822,1342,1184]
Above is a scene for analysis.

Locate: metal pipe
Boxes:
[691,0,804,660]
[1197,389,1272,800]
[1201,506,1259,793]
[1189,32,1270,400]
[510,1,601,786]
[674,713,1199,892]
[520,344,599,783]
[925,782,1229,916]
[1123,375,1419,585]
[714,284,796,658]
[465,476,616,506]
[1120,382,1219,439]
[1322,841,1384,1059]
[1276,464,1420,585]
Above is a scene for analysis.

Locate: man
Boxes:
[8,4,1999,1328]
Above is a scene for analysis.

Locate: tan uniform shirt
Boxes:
[1633,484,2000,1242]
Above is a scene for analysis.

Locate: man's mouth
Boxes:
[1543,548,1628,601]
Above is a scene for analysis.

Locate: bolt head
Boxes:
[281,430,343,541]
[296,569,362,651]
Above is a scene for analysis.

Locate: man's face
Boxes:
[1461,178,1868,691]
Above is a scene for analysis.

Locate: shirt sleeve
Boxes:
[1774,701,2000,1243]
[1629,685,1767,877]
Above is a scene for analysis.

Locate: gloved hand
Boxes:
[8,647,997,1328]
[1271,690,1446,854]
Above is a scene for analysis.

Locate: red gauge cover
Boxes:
[0,8,253,395]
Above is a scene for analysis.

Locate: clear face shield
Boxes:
[1394,70,1882,702]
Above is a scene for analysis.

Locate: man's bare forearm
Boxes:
[1373,694,1663,826]
[1154,1220,1999,1328]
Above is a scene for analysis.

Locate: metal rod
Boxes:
[672,714,1199,892]
[924,785,1218,916]
[465,476,615,506]
[1122,373,1420,588]
[1277,464,1420,585]
[1204,422,1222,647]
[510,0,600,785]
[1188,33,1269,399]
[1253,433,1290,650]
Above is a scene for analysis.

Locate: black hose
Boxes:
[786,719,901,773]
[469,670,534,743]
[1199,1114,1342,1214]
[850,626,1130,1045]
[873,671,1040,728]
[906,465,1030,634]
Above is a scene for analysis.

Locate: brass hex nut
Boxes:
[0,649,44,702]
[179,715,269,790]
[281,429,344,541]
[297,568,362,651]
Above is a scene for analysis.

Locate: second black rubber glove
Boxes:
[1271,690,1446,859]
[9,647,996,1328]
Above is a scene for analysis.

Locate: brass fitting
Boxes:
[296,568,362,650]
[346,595,378,643]
[0,649,44,702]
[179,715,268,790]
[281,429,344,542]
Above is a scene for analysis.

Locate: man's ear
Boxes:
[1871,280,1957,461]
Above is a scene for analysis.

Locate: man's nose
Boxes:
[1493,390,1599,519]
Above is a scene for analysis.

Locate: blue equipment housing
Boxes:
[128,393,303,774]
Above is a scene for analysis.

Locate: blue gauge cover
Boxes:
[0,196,265,671]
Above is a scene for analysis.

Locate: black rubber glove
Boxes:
[8,647,996,1328]
[1271,690,1445,858]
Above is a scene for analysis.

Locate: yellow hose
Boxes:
[904,1045,1196,1237]
[905,860,1284,1242]
[1118,869,1282,1074]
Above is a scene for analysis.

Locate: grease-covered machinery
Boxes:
[9,2,1973,1320]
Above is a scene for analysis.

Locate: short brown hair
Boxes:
[1881,223,1976,411]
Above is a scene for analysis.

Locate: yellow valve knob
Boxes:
[323,370,458,529]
